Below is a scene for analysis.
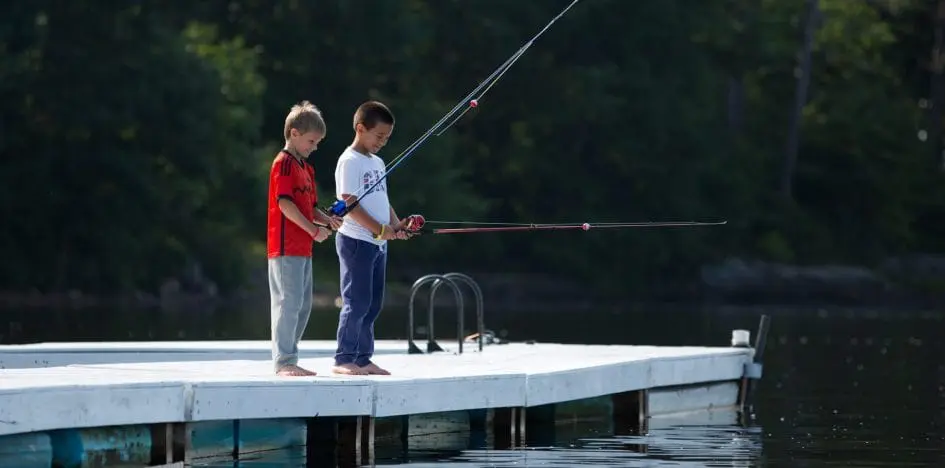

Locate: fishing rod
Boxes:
[397,217,727,236]
[325,0,583,218]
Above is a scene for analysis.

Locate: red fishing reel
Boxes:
[404,214,425,232]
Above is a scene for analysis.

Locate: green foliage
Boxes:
[0,5,267,293]
[179,22,268,290]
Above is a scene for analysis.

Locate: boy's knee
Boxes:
[273,293,306,319]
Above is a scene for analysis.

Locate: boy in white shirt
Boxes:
[332,100,421,375]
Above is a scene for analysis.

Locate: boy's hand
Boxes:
[327,216,343,231]
[311,225,331,243]
[377,224,397,241]
[391,214,424,240]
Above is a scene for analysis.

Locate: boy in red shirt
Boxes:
[267,100,342,376]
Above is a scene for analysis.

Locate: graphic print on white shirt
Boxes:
[334,146,391,246]
[360,168,386,196]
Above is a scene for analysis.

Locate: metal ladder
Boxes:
[407,272,485,355]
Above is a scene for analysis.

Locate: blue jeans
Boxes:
[335,233,387,366]
[268,256,313,372]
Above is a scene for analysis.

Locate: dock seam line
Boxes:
[183,382,195,421]
[370,381,378,417]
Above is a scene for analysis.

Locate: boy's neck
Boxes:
[283,143,303,160]
[350,139,371,156]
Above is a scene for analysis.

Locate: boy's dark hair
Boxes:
[353,101,395,131]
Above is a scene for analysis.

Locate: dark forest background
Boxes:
[2,0,944,304]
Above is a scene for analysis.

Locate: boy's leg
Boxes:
[357,247,389,375]
[333,233,378,375]
[295,257,314,344]
[269,256,316,376]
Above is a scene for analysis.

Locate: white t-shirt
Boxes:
[334,146,391,247]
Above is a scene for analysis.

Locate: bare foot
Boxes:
[360,362,391,375]
[276,364,317,377]
[332,363,368,375]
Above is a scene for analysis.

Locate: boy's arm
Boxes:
[389,206,403,230]
[339,194,386,236]
[279,198,323,237]
[389,205,416,240]
[273,159,323,238]
[313,208,330,224]
[313,206,343,230]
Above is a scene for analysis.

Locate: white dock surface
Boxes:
[0,342,751,437]
[0,339,407,369]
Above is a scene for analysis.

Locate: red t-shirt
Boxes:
[267,150,318,258]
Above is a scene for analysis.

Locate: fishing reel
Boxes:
[401,214,425,238]
[328,199,349,217]
[404,214,425,231]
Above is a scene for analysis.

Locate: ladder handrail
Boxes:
[428,279,465,355]
[407,274,440,354]
[442,272,485,352]
[407,274,464,354]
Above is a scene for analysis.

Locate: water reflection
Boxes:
[192,420,764,467]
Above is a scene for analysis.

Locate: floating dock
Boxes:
[0,334,765,468]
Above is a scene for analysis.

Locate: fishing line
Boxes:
[327,0,583,217]
[387,0,581,166]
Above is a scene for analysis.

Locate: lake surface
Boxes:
[4,300,944,467]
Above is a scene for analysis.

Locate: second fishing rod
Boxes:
[324,0,583,219]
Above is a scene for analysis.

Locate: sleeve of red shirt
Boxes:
[273,157,294,201]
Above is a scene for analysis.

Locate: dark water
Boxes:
[4,299,945,467]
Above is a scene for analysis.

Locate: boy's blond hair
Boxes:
[284,100,326,140]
